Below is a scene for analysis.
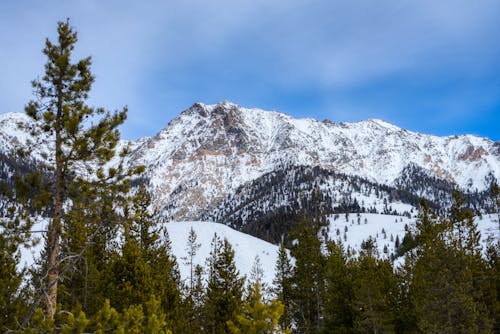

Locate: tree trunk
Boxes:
[46,85,64,319]
[46,136,63,319]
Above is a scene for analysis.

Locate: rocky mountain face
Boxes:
[124,102,499,221]
[1,102,499,224]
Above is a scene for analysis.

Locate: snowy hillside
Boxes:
[19,215,498,291]
[326,213,499,258]
[19,220,282,289]
[164,221,281,289]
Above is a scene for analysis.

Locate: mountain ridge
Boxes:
[1,102,499,224]
[123,101,499,220]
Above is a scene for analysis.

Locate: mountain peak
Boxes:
[1,104,499,222]
[365,118,403,132]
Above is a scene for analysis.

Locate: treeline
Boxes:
[273,192,499,333]
[2,189,499,333]
[200,164,496,243]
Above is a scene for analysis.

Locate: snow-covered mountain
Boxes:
[1,102,499,224]
[3,104,499,284]
[123,101,499,221]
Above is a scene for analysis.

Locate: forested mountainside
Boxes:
[1,102,498,231]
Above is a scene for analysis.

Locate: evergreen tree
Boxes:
[410,197,493,333]
[57,165,134,316]
[289,218,325,333]
[227,282,290,334]
[1,147,50,331]
[104,228,154,311]
[484,238,500,333]
[352,238,397,334]
[248,255,266,294]
[129,184,182,328]
[183,226,201,292]
[204,234,244,334]
[491,180,499,227]
[273,242,293,331]
[102,185,182,331]
[22,19,132,319]
[0,217,31,331]
[322,240,356,333]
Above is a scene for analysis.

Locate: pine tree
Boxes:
[289,219,325,333]
[0,218,29,331]
[57,167,134,316]
[248,255,266,295]
[227,282,290,334]
[183,226,201,292]
[1,150,49,331]
[90,297,172,334]
[104,228,154,311]
[484,238,500,333]
[273,242,293,331]
[102,184,182,331]
[490,180,499,228]
[204,234,244,334]
[352,238,397,334]
[322,240,356,333]
[410,197,493,333]
[22,19,132,319]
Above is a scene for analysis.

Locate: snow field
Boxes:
[164,221,280,288]
[326,213,499,258]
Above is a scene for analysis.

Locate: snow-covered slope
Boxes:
[326,213,499,258]
[165,221,280,288]
[124,101,499,220]
[20,215,498,289]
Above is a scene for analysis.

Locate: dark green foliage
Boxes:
[0,227,26,331]
[273,242,293,330]
[0,179,38,331]
[204,234,244,334]
[352,241,397,334]
[289,217,326,333]
[322,241,356,334]
[407,197,493,333]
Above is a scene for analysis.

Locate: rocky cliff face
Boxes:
[123,101,499,220]
[1,102,499,221]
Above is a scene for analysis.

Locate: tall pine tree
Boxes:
[204,234,244,334]
[289,217,326,334]
[273,242,293,330]
[23,19,131,319]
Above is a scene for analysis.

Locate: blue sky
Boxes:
[1,1,499,140]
